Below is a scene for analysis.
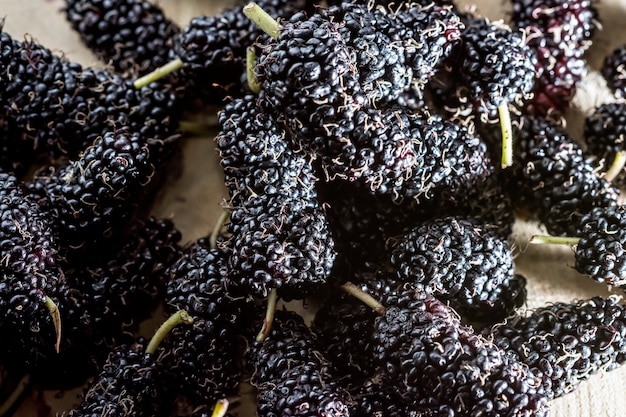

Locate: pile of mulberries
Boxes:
[4,0,626,415]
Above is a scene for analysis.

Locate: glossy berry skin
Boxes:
[318,2,462,106]
[0,32,181,161]
[162,318,242,408]
[64,0,180,74]
[256,12,418,192]
[510,115,620,237]
[0,169,68,372]
[583,101,626,185]
[601,44,626,98]
[28,129,155,249]
[0,170,58,281]
[575,206,626,287]
[485,296,626,400]
[215,95,334,301]
[349,379,447,417]
[64,217,182,346]
[25,217,183,389]
[215,95,318,208]
[399,110,493,206]
[428,15,536,123]
[246,309,351,417]
[312,271,405,385]
[169,0,307,103]
[223,193,335,301]
[321,2,413,104]
[163,240,246,407]
[510,0,599,117]
[0,274,69,372]
[389,216,525,322]
[372,291,550,416]
[0,32,80,158]
[67,337,173,417]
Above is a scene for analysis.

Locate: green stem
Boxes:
[247,46,261,94]
[604,150,626,183]
[243,2,281,39]
[211,398,230,417]
[44,296,61,353]
[146,310,193,355]
[340,282,386,315]
[209,209,231,250]
[498,103,513,169]
[529,235,581,246]
[256,289,278,343]
[134,58,184,89]
[0,374,30,417]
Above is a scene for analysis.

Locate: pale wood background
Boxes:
[1,0,626,415]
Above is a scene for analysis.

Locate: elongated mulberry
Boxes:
[63,0,179,74]
[215,95,318,208]
[246,309,351,417]
[28,129,155,250]
[510,115,620,236]
[372,291,549,416]
[255,12,418,192]
[485,295,626,400]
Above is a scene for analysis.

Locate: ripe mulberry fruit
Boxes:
[372,290,549,416]
[63,0,179,74]
[246,309,351,417]
[601,44,626,98]
[222,193,335,301]
[510,115,620,236]
[28,128,155,250]
[389,216,525,322]
[485,295,626,400]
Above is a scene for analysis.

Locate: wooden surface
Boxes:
[1,0,626,415]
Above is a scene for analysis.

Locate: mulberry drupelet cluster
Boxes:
[163,238,246,408]
[601,44,626,98]
[246,309,351,417]
[63,0,180,74]
[485,295,626,400]
[28,129,155,249]
[509,115,620,237]
[389,215,526,321]
[583,101,626,185]
[372,291,550,416]
[510,0,599,117]
[215,95,335,301]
